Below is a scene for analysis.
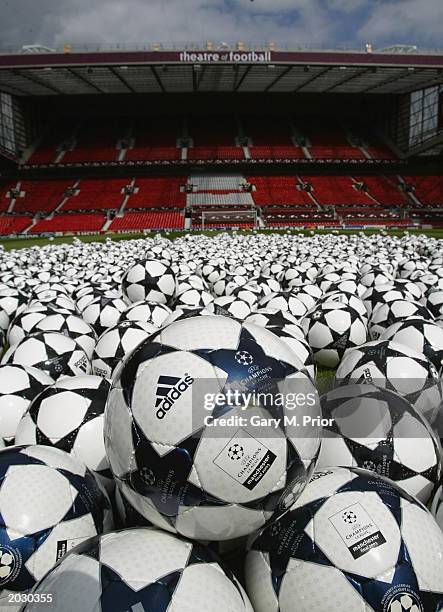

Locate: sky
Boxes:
[0,0,442,52]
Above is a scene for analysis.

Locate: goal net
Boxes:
[200,209,258,230]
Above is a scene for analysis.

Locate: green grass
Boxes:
[1,227,443,251]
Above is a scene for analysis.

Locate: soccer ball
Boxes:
[0,365,53,444]
[321,291,368,322]
[92,321,156,379]
[29,293,76,313]
[318,384,441,503]
[104,315,321,540]
[287,284,322,310]
[172,288,214,309]
[245,467,443,612]
[118,300,172,328]
[361,283,416,317]
[81,295,127,337]
[2,332,91,380]
[379,317,443,372]
[258,292,308,320]
[369,299,434,339]
[121,259,176,305]
[0,288,27,332]
[335,340,443,424]
[360,267,394,287]
[32,313,97,359]
[7,302,74,347]
[75,289,121,315]
[207,295,255,320]
[245,308,305,339]
[200,260,226,286]
[15,376,113,489]
[301,302,368,368]
[25,528,253,612]
[0,445,112,605]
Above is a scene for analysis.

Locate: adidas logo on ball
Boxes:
[155,374,194,419]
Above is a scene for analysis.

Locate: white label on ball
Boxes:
[56,537,89,562]
[213,428,276,490]
[328,502,386,560]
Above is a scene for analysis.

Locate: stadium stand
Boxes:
[60,119,123,163]
[0,215,32,235]
[187,116,243,160]
[24,115,400,166]
[405,176,443,206]
[301,120,365,160]
[243,116,304,159]
[126,177,186,208]
[61,178,128,211]
[109,211,184,230]
[12,180,74,214]
[125,118,182,161]
[30,213,106,234]
[0,169,439,233]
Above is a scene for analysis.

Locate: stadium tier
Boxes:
[1,173,441,233]
[22,115,399,167]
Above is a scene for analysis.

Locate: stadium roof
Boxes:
[0,49,443,97]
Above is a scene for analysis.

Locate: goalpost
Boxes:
[200,209,258,230]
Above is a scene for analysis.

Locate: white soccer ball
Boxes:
[0,365,53,444]
[302,302,368,368]
[32,313,97,359]
[369,299,434,339]
[258,292,308,320]
[92,321,156,379]
[7,302,74,347]
[121,259,176,304]
[104,315,321,540]
[1,332,91,380]
[118,300,172,328]
[24,528,253,612]
[245,466,443,612]
[0,445,112,606]
[81,295,127,337]
[318,384,441,503]
[335,340,443,424]
[379,317,443,372]
[15,376,113,489]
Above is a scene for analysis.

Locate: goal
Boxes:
[200,209,258,230]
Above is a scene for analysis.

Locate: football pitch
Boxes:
[1,227,443,251]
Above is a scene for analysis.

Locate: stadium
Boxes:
[0,2,443,610]
[0,42,442,240]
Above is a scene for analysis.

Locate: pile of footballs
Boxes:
[0,231,442,611]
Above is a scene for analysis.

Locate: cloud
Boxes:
[0,0,441,53]
[357,0,443,47]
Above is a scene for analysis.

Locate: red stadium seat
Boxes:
[30,214,105,233]
[109,211,184,230]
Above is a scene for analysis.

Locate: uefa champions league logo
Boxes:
[0,546,20,585]
[362,459,377,472]
[235,350,254,366]
[228,444,244,461]
[269,521,282,537]
[342,510,357,524]
[140,467,156,486]
[384,590,423,612]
